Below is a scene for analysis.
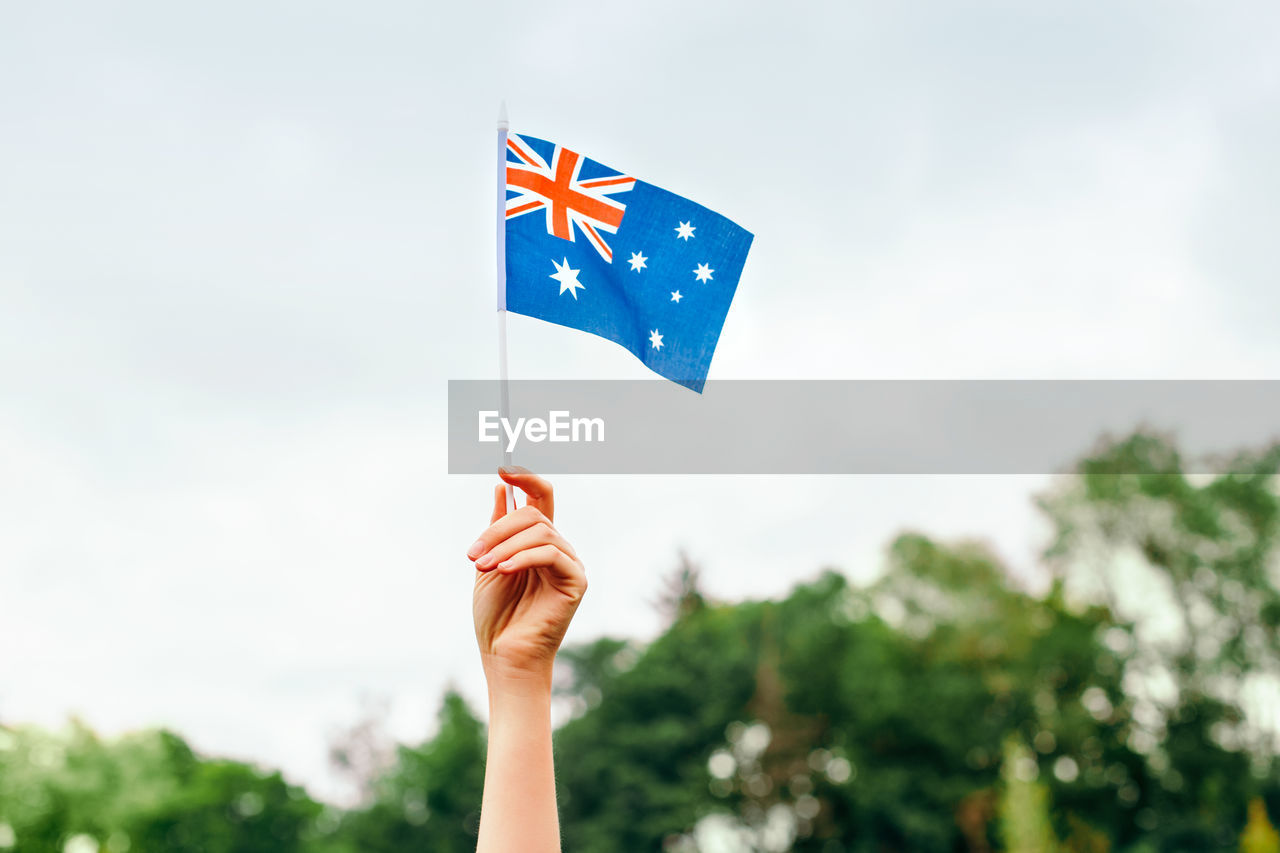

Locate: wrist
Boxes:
[482,655,554,703]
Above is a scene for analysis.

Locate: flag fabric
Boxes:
[503,132,752,393]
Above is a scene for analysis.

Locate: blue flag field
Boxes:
[503,132,753,393]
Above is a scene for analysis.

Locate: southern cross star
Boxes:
[549,257,585,299]
[694,263,714,283]
[649,329,664,350]
[628,251,647,272]
[674,221,696,241]
[670,290,682,303]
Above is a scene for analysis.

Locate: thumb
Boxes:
[497,466,554,522]
[489,483,508,524]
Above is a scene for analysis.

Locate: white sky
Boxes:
[2,1,1279,804]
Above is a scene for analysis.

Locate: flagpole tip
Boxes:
[497,100,509,131]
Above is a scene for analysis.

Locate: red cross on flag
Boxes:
[504,133,636,263]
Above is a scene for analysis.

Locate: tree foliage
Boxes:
[0,722,319,853]
[324,690,486,853]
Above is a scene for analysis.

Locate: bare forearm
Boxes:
[476,670,560,853]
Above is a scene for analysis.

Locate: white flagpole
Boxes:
[496,101,517,514]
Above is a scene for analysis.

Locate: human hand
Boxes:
[467,467,587,685]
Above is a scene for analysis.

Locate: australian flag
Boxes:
[503,132,753,393]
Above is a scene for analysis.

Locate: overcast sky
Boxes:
[2,1,1278,803]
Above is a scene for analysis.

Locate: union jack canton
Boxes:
[503,132,753,393]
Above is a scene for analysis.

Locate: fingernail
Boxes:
[467,540,485,559]
[499,465,529,475]
[496,560,512,571]
[475,553,495,569]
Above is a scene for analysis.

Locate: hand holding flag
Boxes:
[468,466,586,681]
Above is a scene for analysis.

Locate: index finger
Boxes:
[498,466,554,522]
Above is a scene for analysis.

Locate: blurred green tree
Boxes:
[0,721,320,853]
[1039,431,1280,847]
[328,689,485,853]
[547,433,1280,850]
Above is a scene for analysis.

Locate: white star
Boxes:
[649,329,663,350]
[670,290,682,303]
[674,221,696,240]
[694,263,714,283]
[549,257,585,299]
[628,251,647,272]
